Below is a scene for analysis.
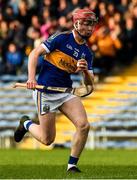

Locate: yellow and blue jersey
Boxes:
[37,31,93,90]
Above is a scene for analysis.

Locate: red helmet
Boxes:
[72,8,98,23]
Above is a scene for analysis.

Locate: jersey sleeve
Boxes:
[41,33,61,53]
[86,50,94,72]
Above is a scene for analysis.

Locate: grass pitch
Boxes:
[0,148,137,179]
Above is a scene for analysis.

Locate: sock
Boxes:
[67,164,76,170]
[24,120,33,131]
[67,156,79,170]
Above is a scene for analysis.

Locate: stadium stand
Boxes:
[1,62,137,149]
[0,77,36,148]
[88,64,137,149]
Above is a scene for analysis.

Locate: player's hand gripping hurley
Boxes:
[13,83,93,97]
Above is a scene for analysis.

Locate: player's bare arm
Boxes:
[27,45,46,89]
[76,59,94,93]
[83,70,94,86]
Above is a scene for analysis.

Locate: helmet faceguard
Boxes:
[72,8,98,39]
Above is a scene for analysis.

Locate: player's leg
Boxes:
[60,96,89,157]
[14,113,56,145]
[28,112,56,145]
[59,96,90,172]
[14,91,56,145]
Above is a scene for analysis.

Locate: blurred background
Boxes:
[0,0,137,150]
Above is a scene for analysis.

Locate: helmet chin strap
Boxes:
[77,31,90,40]
[74,20,91,40]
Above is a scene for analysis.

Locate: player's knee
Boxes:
[83,123,90,134]
[41,137,54,146]
[78,122,90,134]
